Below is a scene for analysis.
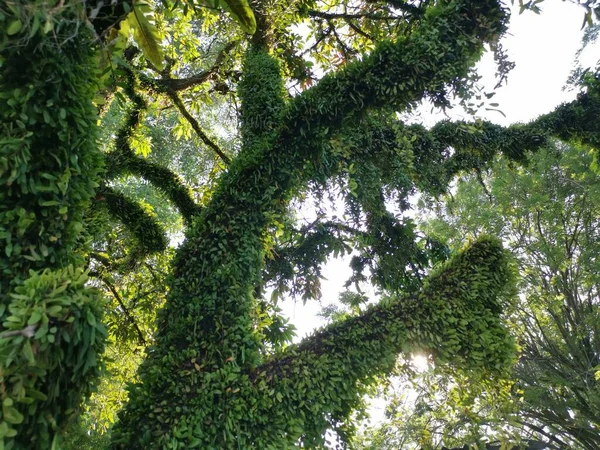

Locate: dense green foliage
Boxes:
[110,2,520,447]
[355,143,600,449]
[424,144,600,449]
[1,0,600,449]
[0,2,106,448]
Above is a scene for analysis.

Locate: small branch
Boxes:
[308,10,401,22]
[327,20,354,61]
[146,41,238,92]
[302,27,332,56]
[0,325,37,339]
[344,18,374,40]
[167,91,232,165]
[475,168,493,202]
[90,251,113,269]
[102,277,148,346]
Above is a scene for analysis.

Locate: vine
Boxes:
[0,3,106,448]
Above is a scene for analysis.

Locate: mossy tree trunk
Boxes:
[2,0,600,449]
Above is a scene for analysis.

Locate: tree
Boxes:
[356,143,600,449]
[421,143,600,449]
[1,0,600,449]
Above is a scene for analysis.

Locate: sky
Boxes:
[279,0,598,348]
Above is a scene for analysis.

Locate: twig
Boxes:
[167,91,231,165]
[103,278,148,346]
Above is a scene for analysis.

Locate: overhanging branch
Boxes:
[250,238,517,440]
[145,41,238,92]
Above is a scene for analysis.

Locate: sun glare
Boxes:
[411,354,429,372]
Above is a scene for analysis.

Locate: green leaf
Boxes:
[27,310,42,325]
[86,310,97,327]
[25,389,47,401]
[6,20,22,36]
[127,3,164,70]
[22,339,34,364]
[3,406,24,425]
[219,0,256,34]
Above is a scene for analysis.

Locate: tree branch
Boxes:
[97,186,168,261]
[104,63,202,223]
[165,90,232,165]
[102,277,148,346]
[308,10,404,22]
[116,154,201,224]
[145,41,238,92]
[344,18,374,40]
[250,238,516,438]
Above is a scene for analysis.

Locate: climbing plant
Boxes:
[0,2,106,449]
[2,0,600,449]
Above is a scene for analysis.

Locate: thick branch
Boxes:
[250,238,517,441]
[280,0,507,142]
[111,2,525,446]
[97,186,168,260]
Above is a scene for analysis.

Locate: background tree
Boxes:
[356,143,600,449]
[2,0,600,449]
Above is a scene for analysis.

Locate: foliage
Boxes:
[423,143,600,449]
[109,1,520,447]
[0,3,106,449]
[2,0,600,449]
[0,267,106,450]
[360,143,600,449]
[0,2,102,289]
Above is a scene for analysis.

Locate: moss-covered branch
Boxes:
[278,0,507,148]
[249,237,517,447]
[105,152,201,224]
[98,186,168,261]
[105,64,201,224]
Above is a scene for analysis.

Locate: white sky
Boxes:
[280,0,598,347]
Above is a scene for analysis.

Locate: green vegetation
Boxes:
[1,0,599,449]
[353,145,600,449]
